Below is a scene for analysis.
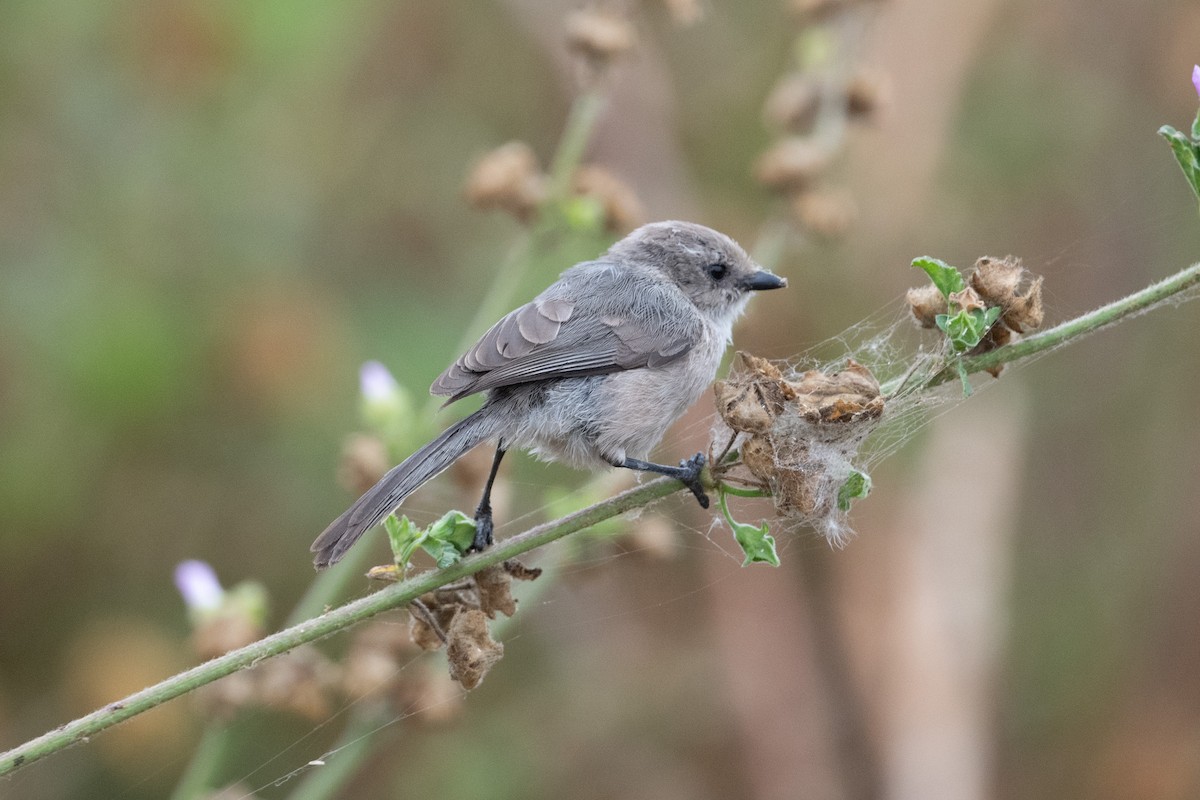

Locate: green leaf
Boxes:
[912,257,965,298]
[1192,108,1200,142]
[935,306,1001,353]
[836,470,872,512]
[955,359,973,397]
[384,514,426,569]
[1159,124,1200,207]
[718,492,780,567]
[420,509,477,568]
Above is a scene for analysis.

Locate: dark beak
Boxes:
[740,270,787,291]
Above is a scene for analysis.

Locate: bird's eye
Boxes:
[707,262,728,281]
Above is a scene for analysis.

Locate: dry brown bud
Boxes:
[337,434,389,496]
[970,255,1044,333]
[786,360,884,423]
[715,354,884,519]
[446,609,504,690]
[763,73,820,134]
[573,165,646,233]
[906,283,946,328]
[754,138,834,193]
[948,285,986,314]
[565,7,636,67]
[791,187,857,240]
[474,564,517,619]
[845,66,890,122]
[464,141,547,223]
[191,614,264,661]
[713,353,789,434]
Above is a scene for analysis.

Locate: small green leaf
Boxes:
[718,491,780,567]
[1192,108,1200,142]
[936,306,1001,352]
[912,257,965,298]
[1159,124,1200,207]
[955,359,973,397]
[384,514,426,569]
[836,470,872,512]
[420,509,477,568]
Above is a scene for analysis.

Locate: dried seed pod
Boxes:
[906,283,946,328]
[948,285,986,314]
[573,165,646,233]
[969,255,1044,333]
[191,613,263,661]
[845,66,890,122]
[791,187,857,241]
[446,609,504,690]
[763,73,820,133]
[754,138,834,193]
[464,141,547,223]
[713,353,789,434]
[565,7,636,68]
[786,360,884,423]
[715,354,884,525]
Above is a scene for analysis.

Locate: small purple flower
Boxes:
[360,361,400,404]
[1193,65,1200,99]
[174,560,224,612]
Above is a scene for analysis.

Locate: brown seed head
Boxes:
[754,138,834,193]
[906,283,946,328]
[763,73,820,133]
[845,66,890,122]
[791,187,858,240]
[969,255,1044,333]
[464,141,547,223]
[565,7,636,67]
[573,165,646,233]
[446,609,504,690]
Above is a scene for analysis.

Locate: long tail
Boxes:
[311,408,494,568]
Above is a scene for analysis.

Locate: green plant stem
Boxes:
[883,260,1200,395]
[546,89,605,200]
[0,476,685,778]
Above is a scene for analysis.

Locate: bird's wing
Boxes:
[430,272,701,404]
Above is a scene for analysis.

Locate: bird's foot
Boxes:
[677,452,710,509]
[470,509,494,553]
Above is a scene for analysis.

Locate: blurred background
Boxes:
[2,0,1200,798]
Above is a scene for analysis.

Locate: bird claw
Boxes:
[470,511,494,553]
[677,452,710,509]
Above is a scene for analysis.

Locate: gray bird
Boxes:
[311,221,786,568]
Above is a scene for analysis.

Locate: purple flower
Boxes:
[1193,65,1200,99]
[359,361,400,404]
[174,560,224,612]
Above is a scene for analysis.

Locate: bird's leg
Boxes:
[470,446,506,552]
[616,453,710,509]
